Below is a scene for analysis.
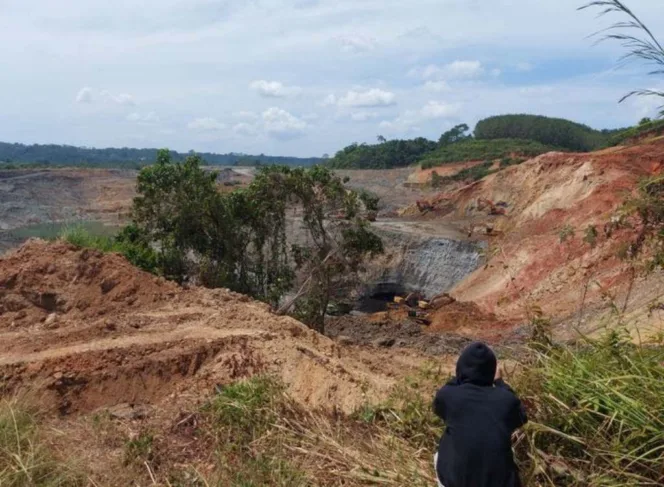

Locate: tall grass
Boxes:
[0,398,83,486]
[516,332,664,486]
[196,376,437,486]
[59,224,159,273]
[59,225,118,252]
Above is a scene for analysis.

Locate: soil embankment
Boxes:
[412,140,664,339]
[0,240,437,416]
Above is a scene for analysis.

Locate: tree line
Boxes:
[0,142,322,168]
[474,114,623,152]
[326,138,437,169]
[326,113,638,170]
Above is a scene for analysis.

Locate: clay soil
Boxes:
[0,240,439,418]
[414,140,664,339]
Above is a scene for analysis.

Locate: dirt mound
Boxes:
[326,312,473,355]
[426,298,516,342]
[0,239,180,330]
[0,240,438,416]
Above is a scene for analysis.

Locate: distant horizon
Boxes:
[2,0,663,158]
[0,140,325,162]
[0,110,636,162]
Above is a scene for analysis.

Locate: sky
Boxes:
[1,0,663,157]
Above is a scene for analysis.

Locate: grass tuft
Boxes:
[0,398,83,486]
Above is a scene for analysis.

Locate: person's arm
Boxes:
[432,377,459,421]
[495,379,528,431]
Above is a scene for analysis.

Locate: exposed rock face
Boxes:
[365,227,486,299]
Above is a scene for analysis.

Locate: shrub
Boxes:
[59,224,159,274]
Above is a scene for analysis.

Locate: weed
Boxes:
[0,398,83,486]
[123,432,155,466]
[558,224,575,243]
[583,225,599,248]
[59,224,159,274]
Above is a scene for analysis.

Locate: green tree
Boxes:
[130,152,383,331]
[438,124,471,147]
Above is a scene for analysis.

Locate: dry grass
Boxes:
[0,397,83,486]
[3,337,661,486]
[194,375,439,486]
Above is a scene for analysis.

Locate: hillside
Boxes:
[410,139,664,340]
[0,141,322,168]
[474,114,620,151]
[419,138,555,169]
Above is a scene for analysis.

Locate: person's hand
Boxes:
[494,365,503,381]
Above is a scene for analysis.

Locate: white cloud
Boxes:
[234,111,258,120]
[337,34,377,53]
[75,87,93,104]
[101,90,136,106]
[515,62,534,72]
[423,81,451,93]
[233,122,258,137]
[127,112,160,123]
[491,68,502,77]
[519,86,554,95]
[6,0,664,157]
[379,115,421,133]
[321,94,337,106]
[77,88,136,105]
[262,107,307,139]
[420,101,461,119]
[630,90,664,118]
[337,89,396,107]
[379,100,460,133]
[302,112,320,121]
[350,111,380,121]
[250,80,301,98]
[188,117,226,131]
[410,60,485,80]
[446,60,484,78]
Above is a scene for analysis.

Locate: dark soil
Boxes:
[325,314,473,356]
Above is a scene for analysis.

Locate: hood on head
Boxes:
[456,342,497,386]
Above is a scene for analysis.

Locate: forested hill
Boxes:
[327,114,631,169]
[327,138,437,169]
[0,142,323,168]
[474,114,622,152]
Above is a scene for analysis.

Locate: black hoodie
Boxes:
[433,342,527,487]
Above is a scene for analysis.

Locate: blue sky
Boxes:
[1,0,663,157]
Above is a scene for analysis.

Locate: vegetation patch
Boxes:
[328,138,437,169]
[516,333,664,486]
[474,114,620,151]
[420,138,554,169]
[0,398,83,486]
[608,118,664,146]
[59,224,159,274]
[195,375,437,486]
